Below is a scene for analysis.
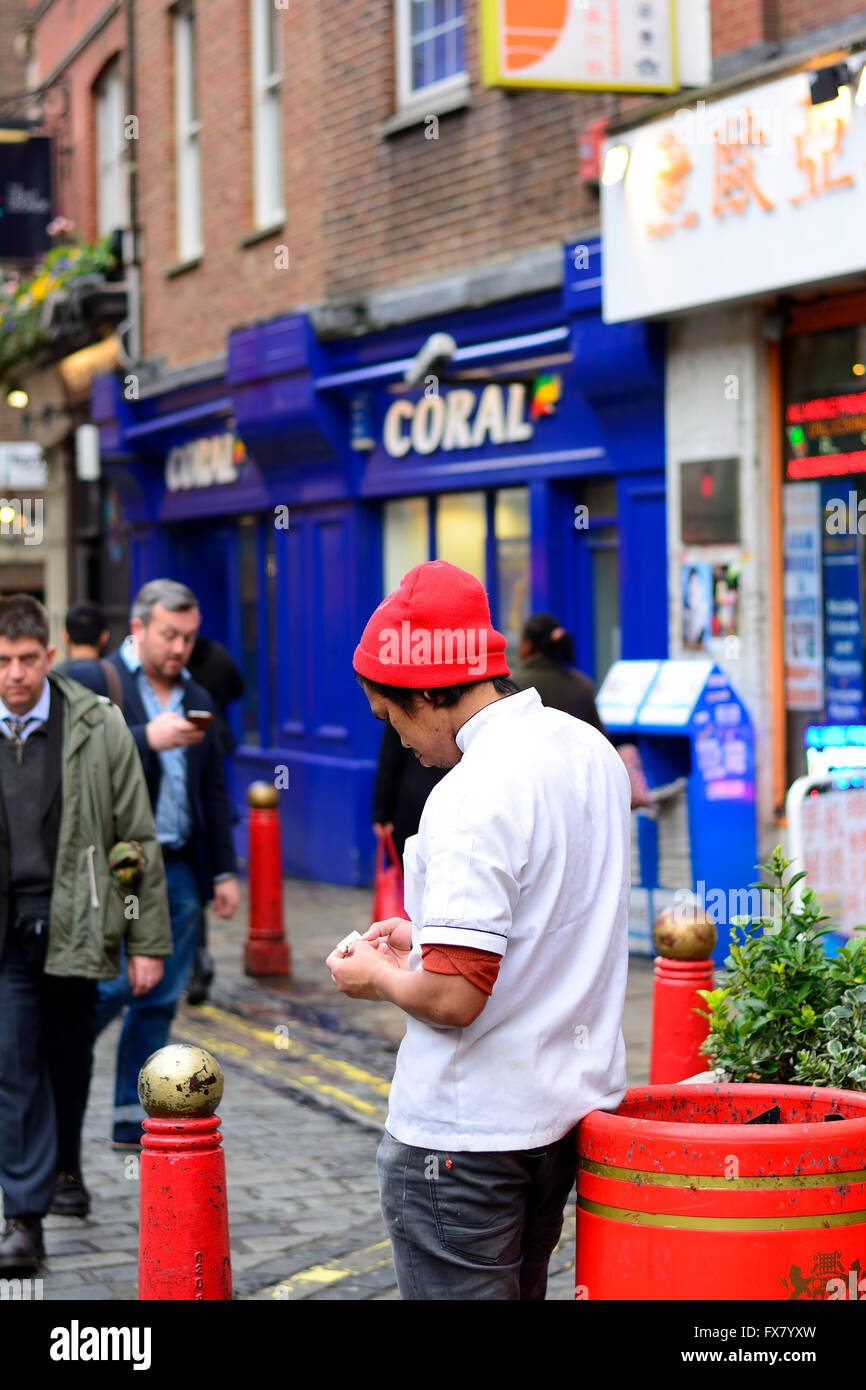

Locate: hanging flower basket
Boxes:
[0,230,121,384]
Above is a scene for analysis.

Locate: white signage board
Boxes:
[0,441,47,490]
[481,0,678,93]
[637,658,713,726]
[783,483,825,710]
[602,71,866,321]
[597,658,662,725]
[800,786,866,937]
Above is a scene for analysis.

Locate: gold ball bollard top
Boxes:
[138,1043,224,1119]
[247,781,279,809]
[653,905,717,961]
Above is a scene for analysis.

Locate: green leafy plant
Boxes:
[697,846,866,1090]
[0,232,118,383]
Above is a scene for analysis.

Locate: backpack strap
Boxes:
[100,659,124,714]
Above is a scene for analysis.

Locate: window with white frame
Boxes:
[395,0,467,111]
[94,58,128,236]
[173,2,202,261]
[251,0,284,228]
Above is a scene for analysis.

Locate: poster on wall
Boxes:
[821,482,864,725]
[711,561,739,641]
[681,562,713,650]
[800,787,866,937]
[783,483,824,710]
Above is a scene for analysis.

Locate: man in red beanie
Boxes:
[327,560,630,1300]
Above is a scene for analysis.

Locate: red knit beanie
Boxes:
[353,561,510,688]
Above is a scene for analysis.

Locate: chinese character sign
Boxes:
[602,72,864,321]
[481,0,677,92]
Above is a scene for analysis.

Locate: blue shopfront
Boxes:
[91,241,669,885]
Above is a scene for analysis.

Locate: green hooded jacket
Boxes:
[27,671,173,978]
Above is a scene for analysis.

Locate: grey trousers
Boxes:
[377,1126,577,1300]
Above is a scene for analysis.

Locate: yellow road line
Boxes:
[264,1208,576,1301]
[263,1241,393,1300]
[171,1021,385,1122]
[189,1003,392,1096]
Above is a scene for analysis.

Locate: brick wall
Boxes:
[29,0,866,374]
[711,0,866,57]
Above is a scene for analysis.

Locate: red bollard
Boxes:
[650,957,715,1083]
[138,1044,232,1301]
[244,781,290,976]
[649,907,716,1084]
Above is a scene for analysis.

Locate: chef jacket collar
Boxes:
[455,686,541,754]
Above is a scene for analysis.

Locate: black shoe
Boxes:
[186,945,215,1006]
[0,1215,44,1276]
[49,1171,91,1218]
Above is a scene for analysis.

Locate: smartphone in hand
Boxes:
[186,709,214,730]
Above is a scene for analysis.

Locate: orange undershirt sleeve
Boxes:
[421,943,502,996]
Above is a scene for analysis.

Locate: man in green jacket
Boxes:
[0,594,172,1276]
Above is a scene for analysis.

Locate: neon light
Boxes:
[786,450,866,479]
[806,725,866,747]
[787,390,866,423]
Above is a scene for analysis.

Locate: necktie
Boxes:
[4,716,29,764]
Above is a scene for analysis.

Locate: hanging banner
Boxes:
[783,483,824,711]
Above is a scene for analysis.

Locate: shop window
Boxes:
[395,0,466,111]
[384,496,429,594]
[435,490,486,582]
[583,478,618,519]
[590,527,621,685]
[784,322,866,785]
[383,487,530,647]
[494,488,530,653]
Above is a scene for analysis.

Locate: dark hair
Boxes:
[0,593,50,647]
[358,673,519,711]
[521,612,574,665]
[65,600,105,646]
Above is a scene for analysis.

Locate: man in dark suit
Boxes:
[66,578,239,1149]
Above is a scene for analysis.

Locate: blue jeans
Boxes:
[97,858,201,1134]
[376,1126,577,1300]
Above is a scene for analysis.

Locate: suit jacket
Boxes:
[66,651,237,903]
[0,678,64,954]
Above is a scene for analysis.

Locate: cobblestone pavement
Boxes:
[35,876,652,1302]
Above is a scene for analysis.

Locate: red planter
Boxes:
[576,1084,866,1301]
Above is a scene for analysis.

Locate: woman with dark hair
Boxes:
[511,612,605,732]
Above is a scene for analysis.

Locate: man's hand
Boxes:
[128,955,164,996]
[211,876,239,919]
[363,916,412,969]
[326,940,387,1000]
[146,711,206,751]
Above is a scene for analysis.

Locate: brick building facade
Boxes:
[5,0,866,891]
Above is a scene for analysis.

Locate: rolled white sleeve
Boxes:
[416,804,525,957]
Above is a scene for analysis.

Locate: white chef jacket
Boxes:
[386,686,630,1151]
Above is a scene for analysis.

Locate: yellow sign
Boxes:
[480,0,678,93]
